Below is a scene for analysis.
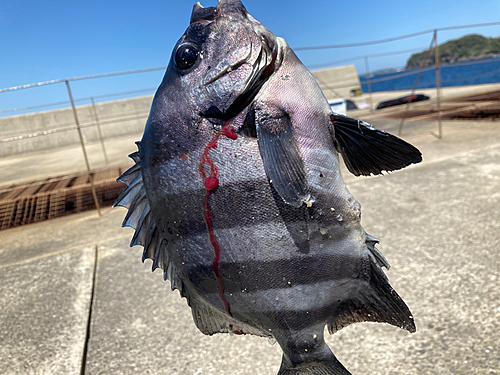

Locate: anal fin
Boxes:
[190,298,268,337]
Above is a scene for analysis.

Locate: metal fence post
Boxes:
[434,30,443,139]
[90,97,109,165]
[65,80,102,216]
[364,56,374,111]
[398,34,436,136]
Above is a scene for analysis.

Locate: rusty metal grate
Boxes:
[0,167,127,231]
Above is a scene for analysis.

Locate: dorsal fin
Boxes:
[114,144,184,294]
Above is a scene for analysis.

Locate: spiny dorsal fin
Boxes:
[114,143,183,294]
[330,113,422,176]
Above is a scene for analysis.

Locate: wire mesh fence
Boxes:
[0,70,163,229]
[1,22,499,229]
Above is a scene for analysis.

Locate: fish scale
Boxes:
[115,1,422,374]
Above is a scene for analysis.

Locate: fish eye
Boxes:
[174,43,199,70]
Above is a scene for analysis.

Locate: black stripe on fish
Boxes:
[188,261,415,334]
[156,184,348,237]
[184,252,367,295]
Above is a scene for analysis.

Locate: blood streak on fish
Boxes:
[198,123,238,316]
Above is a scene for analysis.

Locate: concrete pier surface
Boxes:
[0,117,499,374]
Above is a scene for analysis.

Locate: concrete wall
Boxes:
[311,64,361,100]
[0,64,360,158]
[0,95,153,157]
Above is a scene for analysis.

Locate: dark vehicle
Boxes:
[346,99,358,110]
[376,94,429,109]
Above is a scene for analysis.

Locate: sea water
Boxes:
[359,56,500,92]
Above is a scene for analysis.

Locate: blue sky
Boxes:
[1,0,499,115]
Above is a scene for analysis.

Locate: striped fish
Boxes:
[115,1,421,374]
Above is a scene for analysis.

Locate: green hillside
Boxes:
[406,34,500,70]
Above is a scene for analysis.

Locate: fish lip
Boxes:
[197,0,282,122]
[202,46,253,86]
[199,37,280,122]
[199,0,257,87]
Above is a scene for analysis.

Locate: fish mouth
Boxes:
[199,29,281,122]
[193,0,280,122]
[202,47,253,86]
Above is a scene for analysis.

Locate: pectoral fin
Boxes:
[256,110,309,207]
[330,114,422,176]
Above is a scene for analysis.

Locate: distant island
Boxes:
[405,34,500,70]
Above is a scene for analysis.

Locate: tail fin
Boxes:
[277,353,351,375]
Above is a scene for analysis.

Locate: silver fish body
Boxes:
[115,1,421,374]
